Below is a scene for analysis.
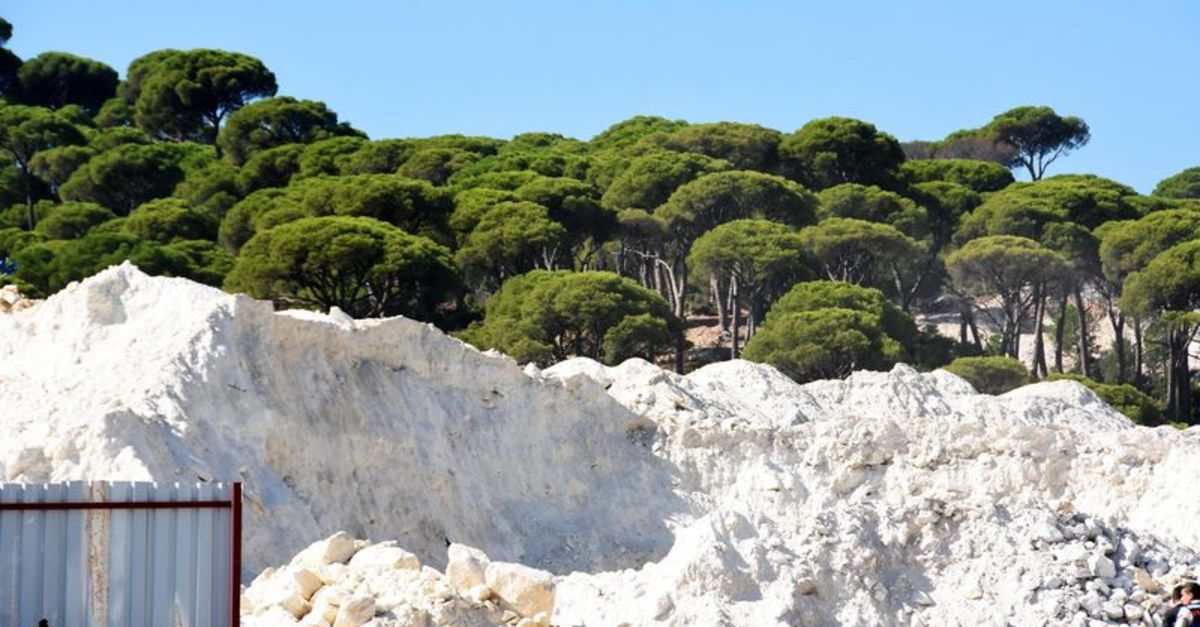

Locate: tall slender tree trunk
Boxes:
[729,278,740,360]
[1165,328,1191,423]
[1133,317,1144,387]
[1178,331,1191,423]
[22,169,35,230]
[713,276,727,332]
[1054,293,1068,373]
[1073,288,1093,378]
[1032,283,1048,379]
[1107,307,1126,383]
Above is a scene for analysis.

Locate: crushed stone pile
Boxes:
[242,532,554,627]
[2,264,1199,626]
[0,284,33,313]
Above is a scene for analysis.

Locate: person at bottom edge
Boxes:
[1174,581,1200,627]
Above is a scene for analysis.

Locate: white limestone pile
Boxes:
[0,283,33,313]
[542,359,1200,626]
[0,263,681,577]
[242,532,553,627]
[4,264,1200,626]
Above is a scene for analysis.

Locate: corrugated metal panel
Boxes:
[0,481,235,627]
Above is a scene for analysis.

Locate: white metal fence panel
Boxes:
[0,481,237,627]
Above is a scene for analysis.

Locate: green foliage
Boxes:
[1097,210,1200,286]
[946,236,1066,299]
[817,183,930,239]
[93,97,132,127]
[87,126,151,151]
[0,104,87,176]
[218,186,295,251]
[13,231,195,296]
[448,188,518,241]
[514,176,609,239]
[218,97,360,164]
[295,136,367,178]
[33,201,115,239]
[172,162,240,219]
[798,217,919,286]
[943,356,1030,394]
[769,280,919,348]
[983,106,1089,180]
[589,115,688,150]
[59,142,190,213]
[224,215,459,319]
[955,174,1138,244]
[897,158,1014,193]
[395,147,480,185]
[658,171,817,245]
[458,270,682,365]
[28,144,94,190]
[1045,373,1162,425]
[124,197,218,243]
[907,181,981,246]
[0,226,42,256]
[448,148,588,185]
[744,280,920,383]
[120,49,277,142]
[501,132,587,154]
[945,236,1067,357]
[1122,240,1200,318]
[0,17,19,99]
[218,174,453,252]
[903,131,1018,165]
[644,122,781,171]
[339,139,413,175]
[159,238,234,286]
[237,143,303,193]
[778,117,905,189]
[1153,167,1200,199]
[16,52,118,114]
[455,201,567,290]
[688,219,811,317]
[601,313,677,364]
[743,308,899,382]
[601,151,729,211]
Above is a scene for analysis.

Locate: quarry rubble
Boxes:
[2,264,1199,626]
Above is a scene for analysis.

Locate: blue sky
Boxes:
[6,1,1198,192]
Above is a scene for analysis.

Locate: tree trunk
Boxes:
[1178,331,1192,423]
[966,308,983,351]
[1133,317,1144,387]
[1107,307,1126,384]
[1032,283,1048,379]
[712,276,727,332]
[1073,288,1093,378]
[22,168,35,230]
[1166,328,1191,423]
[724,277,734,357]
[1054,293,1068,373]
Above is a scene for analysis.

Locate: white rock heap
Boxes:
[2,265,1199,626]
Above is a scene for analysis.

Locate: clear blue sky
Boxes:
[7,1,1198,193]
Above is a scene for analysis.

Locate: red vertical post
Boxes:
[231,482,242,627]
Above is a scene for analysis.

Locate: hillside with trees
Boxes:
[2,16,1199,424]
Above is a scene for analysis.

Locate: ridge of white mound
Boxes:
[4,265,1200,626]
[0,263,682,577]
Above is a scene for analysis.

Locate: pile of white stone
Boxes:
[4,265,1200,626]
[243,532,553,627]
[0,284,32,313]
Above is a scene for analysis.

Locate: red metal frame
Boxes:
[231,482,242,627]
[0,482,244,627]
[0,500,231,510]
